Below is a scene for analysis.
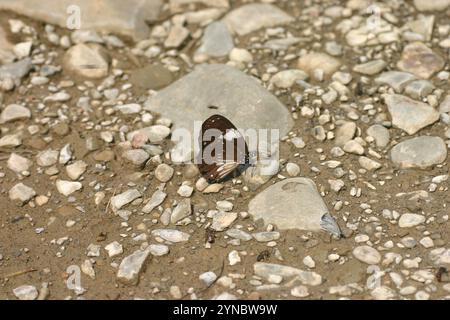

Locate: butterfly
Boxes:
[197,114,251,183]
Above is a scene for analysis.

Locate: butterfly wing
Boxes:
[198,114,249,183]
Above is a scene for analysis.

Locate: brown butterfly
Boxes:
[197,114,250,183]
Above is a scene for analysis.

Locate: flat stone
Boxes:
[171,199,192,223]
[105,241,123,257]
[335,122,356,146]
[353,60,387,75]
[164,25,189,48]
[63,44,110,79]
[353,246,381,265]
[66,160,87,180]
[397,42,444,79]
[148,244,169,256]
[404,80,434,100]
[291,285,309,298]
[228,48,253,63]
[390,136,447,169]
[7,153,32,173]
[155,164,174,182]
[13,285,38,300]
[298,52,341,79]
[117,247,151,285]
[122,149,149,167]
[213,292,237,300]
[404,15,434,42]
[151,229,190,243]
[413,0,450,11]
[142,190,167,213]
[384,94,439,135]
[116,103,142,115]
[14,41,32,59]
[212,202,231,214]
[196,21,234,57]
[248,178,341,236]
[253,231,280,242]
[56,180,82,196]
[211,211,238,231]
[36,149,59,167]
[343,140,364,155]
[286,162,300,176]
[0,58,32,81]
[169,0,229,11]
[71,30,104,44]
[375,71,416,93]
[130,64,173,91]
[264,37,304,51]
[270,69,308,88]
[429,248,450,266]
[226,228,252,241]
[254,262,322,286]
[9,183,36,204]
[199,271,217,286]
[0,134,22,147]
[0,0,163,41]
[367,125,390,148]
[398,213,426,228]
[110,189,141,211]
[325,41,343,56]
[228,250,241,265]
[328,179,345,192]
[185,8,225,25]
[44,92,71,103]
[223,3,294,36]
[359,156,382,171]
[127,125,171,144]
[371,286,396,300]
[0,104,31,123]
[144,64,293,162]
[177,185,194,197]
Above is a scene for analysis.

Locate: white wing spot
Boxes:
[224,129,240,141]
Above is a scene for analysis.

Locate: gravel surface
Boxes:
[1,0,450,300]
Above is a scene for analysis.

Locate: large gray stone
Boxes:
[223,3,294,36]
[384,94,439,135]
[390,136,447,169]
[298,52,341,79]
[375,71,416,93]
[413,0,450,11]
[63,43,110,79]
[130,64,173,91]
[144,64,293,162]
[366,124,390,148]
[196,21,234,57]
[0,0,163,40]
[248,178,341,236]
[397,42,444,79]
[117,247,151,285]
[0,104,31,123]
[0,58,32,81]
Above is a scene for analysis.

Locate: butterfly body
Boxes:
[197,114,250,183]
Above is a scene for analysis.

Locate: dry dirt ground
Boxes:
[1,0,450,300]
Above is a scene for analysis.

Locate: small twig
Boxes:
[0,149,35,154]
[4,268,37,278]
